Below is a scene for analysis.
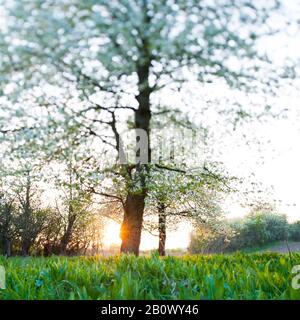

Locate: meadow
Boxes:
[0,253,299,300]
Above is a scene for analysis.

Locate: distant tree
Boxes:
[0,190,15,256]
[145,164,229,255]
[49,151,96,255]
[189,206,289,253]
[66,211,104,255]
[288,221,300,242]
[35,207,62,256]
[58,192,94,255]
[14,169,49,256]
[34,199,104,256]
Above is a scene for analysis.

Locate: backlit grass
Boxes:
[0,253,299,300]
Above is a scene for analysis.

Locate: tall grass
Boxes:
[0,253,299,300]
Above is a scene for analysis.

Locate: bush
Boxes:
[189,211,289,253]
[288,221,300,241]
[241,212,288,246]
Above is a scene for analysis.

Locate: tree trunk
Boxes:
[21,240,31,256]
[120,194,145,255]
[4,239,11,257]
[60,233,70,255]
[1,234,12,257]
[60,199,76,255]
[158,203,166,256]
[60,219,75,255]
[120,7,152,255]
[21,171,32,256]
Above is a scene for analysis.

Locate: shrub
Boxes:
[189,211,289,253]
[288,221,300,241]
[241,212,288,246]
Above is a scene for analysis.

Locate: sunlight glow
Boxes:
[103,220,192,251]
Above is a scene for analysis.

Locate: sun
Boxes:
[103,220,122,247]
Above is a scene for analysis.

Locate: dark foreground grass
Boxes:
[0,253,299,300]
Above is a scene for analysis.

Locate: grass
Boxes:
[0,252,300,300]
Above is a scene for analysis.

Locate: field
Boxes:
[0,253,300,300]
